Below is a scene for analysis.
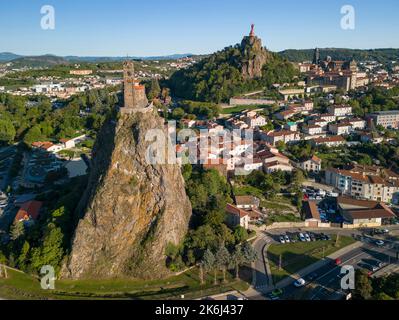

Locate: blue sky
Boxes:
[0,0,398,56]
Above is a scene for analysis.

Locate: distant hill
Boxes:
[279,48,399,65]
[0,52,197,65]
[0,52,21,62]
[9,55,69,68]
[65,53,196,62]
[169,29,298,103]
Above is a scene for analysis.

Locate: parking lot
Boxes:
[302,186,345,224]
[274,231,332,244]
[267,236,398,301]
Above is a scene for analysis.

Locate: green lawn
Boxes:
[233,185,264,199]
[0,266,252,300]
[267,235,356,283]
[265,213,302,225]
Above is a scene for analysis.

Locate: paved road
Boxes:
[246,227,399,300]
[252,232,270,292]
[274,240,398,300]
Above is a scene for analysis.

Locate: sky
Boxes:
[0,0,398,57]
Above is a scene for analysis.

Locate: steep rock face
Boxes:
[61,110,192,280]
[240,35,269,79]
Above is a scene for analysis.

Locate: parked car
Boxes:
[309,233,316,241]
[371,260,385,269]
[325,234,331,241]
[375,240,385,246]
[299,233,306,242]
[358,262,377,274]
[279,236,286,244]
[307,272,318,281]
[284,235,290,243]
[304,233,311,242]
[314,233,323,241]
[293,278,306,287]
[334,258,342,266]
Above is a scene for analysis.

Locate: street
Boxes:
[244,226,399,300]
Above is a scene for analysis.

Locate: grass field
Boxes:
[267,235,356,283]
[265,213,302,225]
[0,266,252,300]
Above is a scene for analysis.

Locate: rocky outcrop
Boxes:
[240,34,269,79]
[61,109,192,280]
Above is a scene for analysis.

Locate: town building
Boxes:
[225,203,250,229]
[311,135,346,147]
[264,160,294,173]
[337,196,395,228]
[31,141,63,153]
[276,110,297,121]
[367,110,399,129]
[70,69,93,75]
[14,200,43,224]
[302,200,321,228]
[262,130,301,146]
[308,118,329,131]
[243,111,267,128]
[303,125,323,136]
[319,113,337,123]
[234,195,260,210]
[299,155,322,173]
[325,167,399,203]
[347,118,366,130]
[284,122,298,132]
[329,123,353,135]
[327,105,352,117]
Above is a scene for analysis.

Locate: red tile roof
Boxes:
[303,200,320,220]
[14,201,43,222]
[226,203,249,218]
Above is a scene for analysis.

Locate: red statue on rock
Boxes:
[249,24,255,37]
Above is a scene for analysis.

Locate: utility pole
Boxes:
[335,233,340,247]
[279,255,282,271]
[322,246,326,258]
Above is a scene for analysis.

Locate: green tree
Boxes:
[147,78,161,100]
[17,241,30,271]
[23,125,43,144]
[215,245,230,283]
[374,292,394,300]
[230,244,245,279]
[172,107,185,120]
[233,226,248,243]
[0,250,8,265]
[31,226,64,274]
[10,221,25,241]
[202,249,217,285]
[0,119,16,144]
[242,242,257,264]
[355,270,373,299]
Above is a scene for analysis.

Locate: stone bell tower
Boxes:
[122,61,149,113]
[123,61,136,109]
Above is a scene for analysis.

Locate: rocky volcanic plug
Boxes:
[62,62,192,280]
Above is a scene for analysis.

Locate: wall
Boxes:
[265,222,306,230]
[229,98,275,106]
